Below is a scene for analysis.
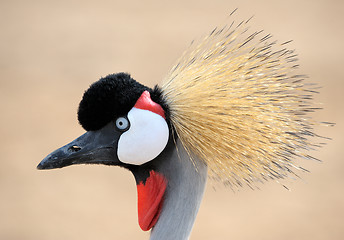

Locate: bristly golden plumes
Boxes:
[160,17,322,188]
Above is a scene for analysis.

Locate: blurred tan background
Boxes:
[0,0,343,239]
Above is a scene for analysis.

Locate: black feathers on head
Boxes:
[78,73,151,131]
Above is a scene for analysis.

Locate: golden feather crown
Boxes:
[159,15,325,188]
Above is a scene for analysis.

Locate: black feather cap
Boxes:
[78,72,169,131]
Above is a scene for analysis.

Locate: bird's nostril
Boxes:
[69,145,82,152]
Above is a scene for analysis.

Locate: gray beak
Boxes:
[37,123,121,170]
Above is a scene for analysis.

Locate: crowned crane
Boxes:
[37,14,323,240]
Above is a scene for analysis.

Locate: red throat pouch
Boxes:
[136,170,167,231]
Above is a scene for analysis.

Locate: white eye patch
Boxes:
[117,108,169,165]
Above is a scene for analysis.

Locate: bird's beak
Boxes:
[37,123,120,170]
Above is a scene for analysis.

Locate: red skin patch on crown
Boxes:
[137,170,167,231]
[134,91,165,119]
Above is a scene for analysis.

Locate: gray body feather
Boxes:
[151,140,208,240]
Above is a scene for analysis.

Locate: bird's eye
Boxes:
[115,117,130,131]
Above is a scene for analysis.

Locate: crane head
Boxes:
[37,72,171,231]
[36,15,328,239]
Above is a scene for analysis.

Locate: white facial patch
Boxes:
[117,108,169,165]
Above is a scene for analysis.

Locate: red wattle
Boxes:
[136,170,167,231]
[134,91,166,119]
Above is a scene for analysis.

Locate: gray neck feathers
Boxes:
[150,140,208,240]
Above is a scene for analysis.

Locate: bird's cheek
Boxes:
[117,108,169,165]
